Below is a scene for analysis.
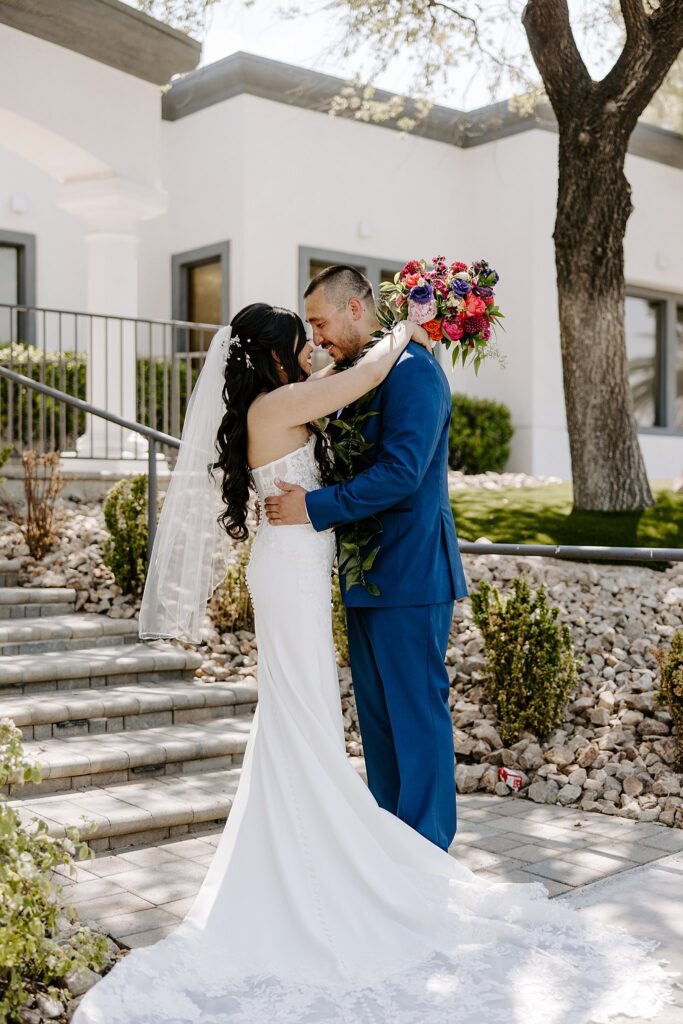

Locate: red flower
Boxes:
[401,260,424,280]
[422,319,443,341]
[403,273,422,288]
[463,314,488,335]
[450,261,468,275]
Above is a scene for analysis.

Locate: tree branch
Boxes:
[521,0,592,122]
[428,0,516,72]
[598,0,683,132]
[619,0,648,38]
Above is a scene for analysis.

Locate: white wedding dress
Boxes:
[72,435,674,1024]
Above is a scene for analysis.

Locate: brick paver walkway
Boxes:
[54,790,683,950]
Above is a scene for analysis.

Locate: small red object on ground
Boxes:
[498,766,524,791]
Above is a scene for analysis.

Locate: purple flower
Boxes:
[451,279,471,299]
[409,282,435,304]
[472,284,494,298]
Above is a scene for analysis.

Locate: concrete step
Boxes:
[0,557,22,587]
[0,612,139,655]
[1,678,258,741]
[7,716,253,796]
[0,641,202,695]
[0,586,77,619]
[10,766,244,852]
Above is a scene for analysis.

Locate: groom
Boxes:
[265,265,468,851]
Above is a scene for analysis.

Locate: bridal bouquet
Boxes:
[379,255,504,373]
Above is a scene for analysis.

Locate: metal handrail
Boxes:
[2,364,681,570]
[458,540,683,563]
[0,364,179,558]
[1,302,221,333]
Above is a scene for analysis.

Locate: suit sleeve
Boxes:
[305,348,448,532]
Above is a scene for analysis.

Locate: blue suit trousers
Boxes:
[345,601,457,851]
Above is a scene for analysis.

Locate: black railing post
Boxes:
[148,437,157,568]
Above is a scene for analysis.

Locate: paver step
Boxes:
[0,612,139,655]
[0,557,22,587]
[10,766,244,852]
[0,641,202,695]
[0,678,257,741]
[7,716,253,796]
[0,586,77,619]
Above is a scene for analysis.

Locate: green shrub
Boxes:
[136,357,200,436]
[0,444,11,486]
[655,630,683,769]
[0,718,109,1021]
[471,576,580,744]
[209,542,255,633]
[0,345,198,453]
[449,393,513,474]
[103,475,148,597]
[0,344,87,449]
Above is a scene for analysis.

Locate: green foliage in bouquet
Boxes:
[0,719,109,1021]
[210,541,255,633]
[103,475,148,597]
[329,385,382,596]
[448,393,513,474]
[655,630,683,769]
[471,576,580,744]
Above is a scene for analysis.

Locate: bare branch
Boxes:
[522,0,592,121]
[599,0,683,129]
[619,0,648,37]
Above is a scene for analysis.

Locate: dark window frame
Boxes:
[0,229,37,344]
[626,285,681,436]
[171,241,230,349]
[298,245,403,318]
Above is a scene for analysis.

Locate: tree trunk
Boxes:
[554,125,654,511]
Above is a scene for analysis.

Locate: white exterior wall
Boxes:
[0,147,87,310]
[1,29,681,478]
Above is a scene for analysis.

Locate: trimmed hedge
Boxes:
[449,393,513,474]
[0,345,200,449]
[0,344,87,447]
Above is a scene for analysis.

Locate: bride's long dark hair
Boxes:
[213,303,333,540]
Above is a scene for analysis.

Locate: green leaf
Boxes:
[362,546,380,571]
[366,583,381,596]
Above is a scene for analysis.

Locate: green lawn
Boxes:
[451,484,683,550]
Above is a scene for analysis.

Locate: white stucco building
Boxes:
[0,0,681,479]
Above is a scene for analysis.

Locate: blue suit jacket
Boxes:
[306,341,468,608]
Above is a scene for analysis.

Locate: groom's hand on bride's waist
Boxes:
[265,480,311,525]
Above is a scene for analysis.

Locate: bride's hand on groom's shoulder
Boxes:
[405,320,436,352]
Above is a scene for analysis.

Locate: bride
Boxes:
[72,303,673,1024]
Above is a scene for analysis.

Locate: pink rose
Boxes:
[465,294,486,316]
[407,297,438,324]
[442,317,465,342]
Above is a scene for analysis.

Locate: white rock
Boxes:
[557,784,583,805]
[528,779,559,804]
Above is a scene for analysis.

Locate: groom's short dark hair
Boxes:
[304,265,374,309]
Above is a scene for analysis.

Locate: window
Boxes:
[677,306,683,430]
[625,296,661,427]
[0,230,36,343]
[299,247,403,317]
[625,288,683,434]
[172,242,229,352]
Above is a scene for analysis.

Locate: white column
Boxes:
[57,176,166,463]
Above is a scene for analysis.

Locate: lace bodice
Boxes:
[249,434,321,506]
